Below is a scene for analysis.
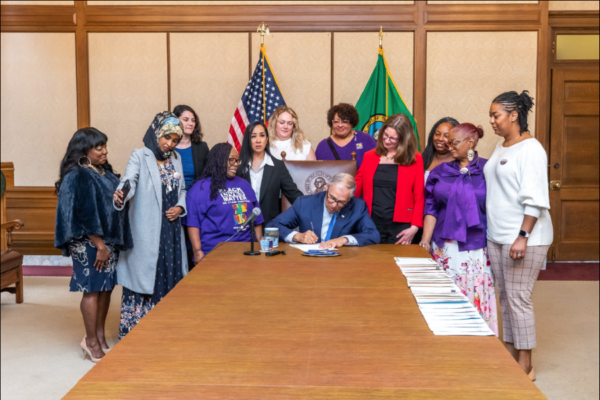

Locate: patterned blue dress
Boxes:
[119,159,184,339]
[68,237,118,293]
[55,167,132,294]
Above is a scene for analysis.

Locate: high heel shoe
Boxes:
[80,337,103,363]
[528,367,536,382]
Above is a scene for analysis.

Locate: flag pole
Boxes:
[380,27,389,118]
[257,22,270,121]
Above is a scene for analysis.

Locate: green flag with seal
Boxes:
[355,48,419,150]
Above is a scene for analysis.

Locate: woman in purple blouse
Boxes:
[315,103,377,169]
[419,123,498,335]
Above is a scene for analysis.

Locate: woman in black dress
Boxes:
[55,128,132,363]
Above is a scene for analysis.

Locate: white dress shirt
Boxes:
[271,138,313,161]
[248,153,274,200]
[285,198,358,246]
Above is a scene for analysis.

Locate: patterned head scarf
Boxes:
[143,111,184,161]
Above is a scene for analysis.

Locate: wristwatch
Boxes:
[519,230,531,239]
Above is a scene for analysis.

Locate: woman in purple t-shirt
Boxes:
[185,143,264,262]
[315,103,377,169]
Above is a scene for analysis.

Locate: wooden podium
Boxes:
[281,151,357,211]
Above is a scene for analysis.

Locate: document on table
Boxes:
[395,257,439,266]
[394,256,494,336]
[289,244,335,252]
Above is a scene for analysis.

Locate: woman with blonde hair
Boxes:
[268,105,316,161]
[355,113,424,245]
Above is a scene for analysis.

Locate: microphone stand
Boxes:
[244,220,261,256]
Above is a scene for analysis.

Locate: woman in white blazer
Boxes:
[113,111,188,339]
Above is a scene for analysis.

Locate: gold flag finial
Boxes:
[257,22,270,46]
[379,26,383,49]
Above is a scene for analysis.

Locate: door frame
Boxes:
[545,14,599,260]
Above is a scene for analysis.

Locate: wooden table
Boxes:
[64,243,546,399]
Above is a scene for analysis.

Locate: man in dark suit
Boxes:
[266,173,380,248]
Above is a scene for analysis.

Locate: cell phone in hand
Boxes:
[121,180,131,200]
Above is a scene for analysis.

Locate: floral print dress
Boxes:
[431,240,499,336]
[119,159,184,339]
[68,237,118,293]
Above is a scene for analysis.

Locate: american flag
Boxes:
[228,46,286,152]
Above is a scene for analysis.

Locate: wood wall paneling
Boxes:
[0,1,73,5]
[88,1,414,5]
[428,1,538,3]
[0,2,598,256]
[425,32,538,159]
[535,0,550,151]
[251,32,331,148]
[170,33,249,149]
[88,32,169,175]
[333,32,414,117]
[5,187,60,255]
[1,162,15,252]
[81,4,417,32]
[549,11,600,29]
[0,32,78,187]
[0,4,76,31]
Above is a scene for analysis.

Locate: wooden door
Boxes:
[549,68,599,261]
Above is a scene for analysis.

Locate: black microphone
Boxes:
[238,208,261,231]
[199,208,262,260]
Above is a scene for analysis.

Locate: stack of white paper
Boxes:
[395,257,494,336]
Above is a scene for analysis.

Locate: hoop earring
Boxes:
[78,156,91,167]
[467,148,475,162]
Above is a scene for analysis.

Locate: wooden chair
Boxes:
[1,220,24,303]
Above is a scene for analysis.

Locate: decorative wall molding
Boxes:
[549,11,600,28]
[0,4,76,31]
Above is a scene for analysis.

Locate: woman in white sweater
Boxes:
[485,90,553,382]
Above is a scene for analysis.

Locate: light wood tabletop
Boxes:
[64,243,546,399]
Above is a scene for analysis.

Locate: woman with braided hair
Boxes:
[485,90,553,381]
[185,143,264,262]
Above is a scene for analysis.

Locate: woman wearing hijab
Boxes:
[419,123,497,335]
[113,111,188,339]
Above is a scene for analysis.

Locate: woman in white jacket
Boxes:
[485,91,553,382]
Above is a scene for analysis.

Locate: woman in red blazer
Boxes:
[355,114,425,244]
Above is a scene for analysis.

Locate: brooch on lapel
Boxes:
[173,171,181,180]
[500,160,508,165]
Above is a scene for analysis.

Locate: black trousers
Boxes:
[374,220,423,245]
[183,225,195,271]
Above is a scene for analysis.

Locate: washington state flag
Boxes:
[355,48,419,150]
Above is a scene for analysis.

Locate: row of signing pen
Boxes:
[395,257,495,336]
